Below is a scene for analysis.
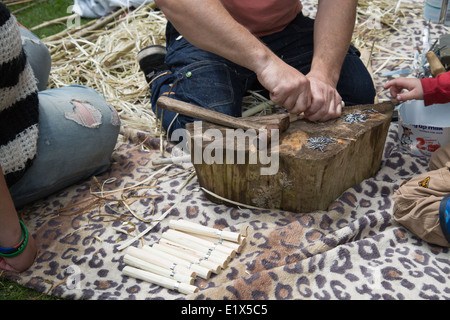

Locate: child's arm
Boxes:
[421,71,450,106]
[384,78,423,102]
[385,71,450,106]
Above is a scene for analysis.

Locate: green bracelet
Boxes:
[0,220,29,258]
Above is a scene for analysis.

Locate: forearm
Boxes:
[155,0,276,74]
[0,166,21,248]
[311,0,358,86]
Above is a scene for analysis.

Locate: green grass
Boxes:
[0,278,60,300]
[7,0,93,38]
[0,0,95,300]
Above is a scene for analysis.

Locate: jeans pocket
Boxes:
[178,60,237,115]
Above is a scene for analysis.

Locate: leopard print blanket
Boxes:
[4,123,448,300]
[3,0,450,300]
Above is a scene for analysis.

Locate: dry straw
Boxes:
[43,3,166,135]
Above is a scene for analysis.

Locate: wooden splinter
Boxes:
[123,266,198,295]
[126,246,196,278]
[124,254,194,285]
[169,219,241,243]
[142,245,212,280]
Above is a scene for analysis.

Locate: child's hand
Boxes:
[384,78,424,102]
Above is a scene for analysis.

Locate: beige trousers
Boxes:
[393,143,450,247]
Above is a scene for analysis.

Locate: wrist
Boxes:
[0,220,28,258]
[249,44,279,76]
[308,62,340,88]
[0,220,22,248]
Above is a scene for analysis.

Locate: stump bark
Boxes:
[186,102,394,213]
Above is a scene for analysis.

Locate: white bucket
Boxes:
[398,100,450,157]
[424,0,450,25]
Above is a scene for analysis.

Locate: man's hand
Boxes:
[257,57,343,121]
[304,72,343,121]
[257,57,312,115]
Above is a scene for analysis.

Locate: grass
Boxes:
[1,0,95,300]
[6,0,93,38]
[0,277,59,300]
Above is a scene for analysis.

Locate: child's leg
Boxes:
[393,163,450,247]
[9,85,120,208]
[19,26,51,91]
[429,142,450,171]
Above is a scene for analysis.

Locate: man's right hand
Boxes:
[257,58,312,115]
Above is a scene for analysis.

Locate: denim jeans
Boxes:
[9,85,121,208]
[150,13,376,137]
[19,27,51,92]
[8,32,121,208]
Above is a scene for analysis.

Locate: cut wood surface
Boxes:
[187,101,395,213]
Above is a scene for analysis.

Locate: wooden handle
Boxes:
[427,51,446,77]
[157,96,267,132]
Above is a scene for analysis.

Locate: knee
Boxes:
[338,54,376,106]
[20,27,51,91]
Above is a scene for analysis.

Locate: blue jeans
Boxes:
[150,14,376,137]
[19,27,51,92]
[9,85,120,208]
[9,32,121,208]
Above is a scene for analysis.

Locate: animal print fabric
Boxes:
[3,0,450,300]
[5,124,449,300]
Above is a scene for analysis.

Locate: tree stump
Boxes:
[186,102,395,213]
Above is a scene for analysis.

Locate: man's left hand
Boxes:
[304,72,343,122]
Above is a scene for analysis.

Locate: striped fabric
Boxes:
[0,2,39,187]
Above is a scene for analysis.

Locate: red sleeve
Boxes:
[420,71,450,106]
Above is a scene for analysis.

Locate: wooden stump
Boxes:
[186,102,395,213]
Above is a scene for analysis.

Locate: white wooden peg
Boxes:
[142,245,212,280]
[124,254,194,285]
[123,266,198,295]
[126,246,196,278]
[169,219,241,243]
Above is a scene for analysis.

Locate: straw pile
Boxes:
[43,3,166,135]
[353,0,423,49]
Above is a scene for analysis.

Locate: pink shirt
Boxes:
[220,0,303,37]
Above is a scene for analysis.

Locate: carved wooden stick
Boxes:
[123,266,198,295]
[195,234,244,253]
[126,246,196,278]
[159,238,228,269]
[161,231,231,264]
[165,229,236,258]
[153,243,221,274]
[142,245,212,280]
[124,254,194,285]
[169,219,241,243]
